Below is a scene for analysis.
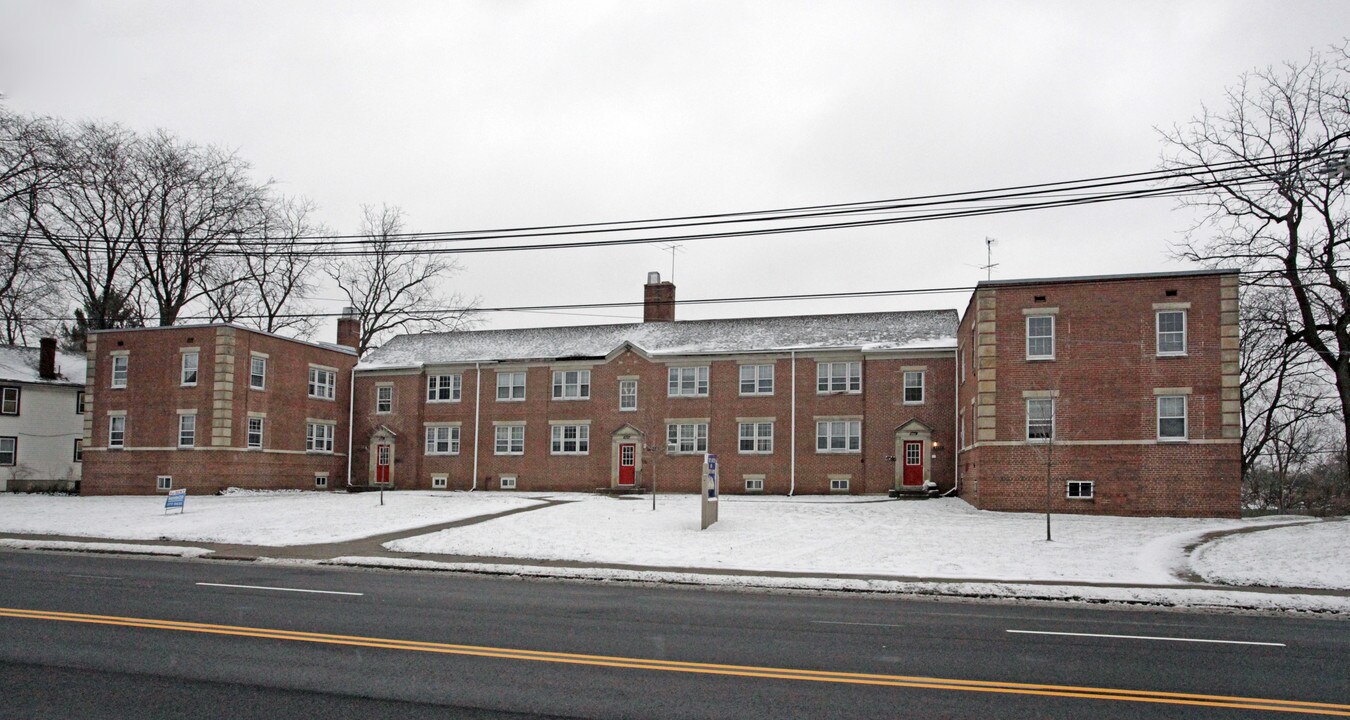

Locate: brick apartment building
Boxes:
[955,270,1241,517]
[80,323,359,495]
[76,269,1241,517]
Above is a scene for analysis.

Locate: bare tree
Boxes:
[1160,41,1350,461]
[203,195,324,337]
[325,204,476,354]
[0,105,61,343]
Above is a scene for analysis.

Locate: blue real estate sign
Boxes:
[164,488,186,515]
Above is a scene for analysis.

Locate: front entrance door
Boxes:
[618,443,636,485]
[902,440,924,486]
[376,444,391,484]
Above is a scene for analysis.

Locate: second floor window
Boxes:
[1026,398,1055,441]
[250,356,267,390]
[181,352,198,386]
[817,361,861,394]
[309,367,336,400]
[1026,315,1055,360]
[619,379,637,411]
[427,374,461,402]
[376,386,393,413]
[739,364,774,395]
[0,387,18,415]
[552,370,590,400]
[111,355,128,388]
[497,371,526,401]
[903,371,924,404]
[668,367,709,397]
[1157,311,1187,355]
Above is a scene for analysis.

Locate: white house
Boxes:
[0,338,85,491]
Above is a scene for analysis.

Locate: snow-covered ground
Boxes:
[384,494,1332,587]
[1192,519,1350,590]
[0,491,542,546]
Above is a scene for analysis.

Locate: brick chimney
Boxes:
[39,337,58,380]
[643,272,675,323]
[336,307,361,351]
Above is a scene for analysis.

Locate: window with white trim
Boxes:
[619,379,638,411]
[1157,311,1187,355]
[108,415,126,448]
[551,370,591,400]
[496,371,526,401]
[816,361,861,393]
[738,422,773,454]
[425,425,461,455]
[247,417,264,449]
[495,425,525,455]
[500,475,518,489]
[1026,398,1054,441]
[157,475,172,491]
[178,413,196,448]
[816,420,861,453]
[111,355,128,388]
[1158,396,1188,440]
[668,366,709,397]
[550,424,590,454]
[305,422,335,453]
[375,385,393,413]
[431,474,448,489]
[73,438,83,462]
[744,476,765,492]
[1067,480,1094,499]
[315,473,328,488]
[903,371,924,404]
[427,374,461,402]
[76,390,85,414]
[181,351,198,386]
[0,436,14,465]
[739,364,774,395]
[666,422,708,454]
[1026,315,1055,360]
[0,386,18,415]
[308,367,336,400]
[249,355,267,390]
[829,477,850,492]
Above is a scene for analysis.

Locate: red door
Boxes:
[902,440,924,486]
[618,443,636,485]
[376,444,391,484]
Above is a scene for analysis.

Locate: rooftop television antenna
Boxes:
[980,237,999,281]
[659,243,685,282]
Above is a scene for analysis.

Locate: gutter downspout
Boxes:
[951,347,960,496]
[471,362,481,491]
[789,349,796,497]
[345,362,356,487]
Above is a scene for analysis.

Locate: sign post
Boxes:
[164,488,187,515]
[700,452,719,530]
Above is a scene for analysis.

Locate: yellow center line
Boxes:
[2,607,1346,716]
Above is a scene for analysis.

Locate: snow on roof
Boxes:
[359,310,958,369]
[0,345,86,386]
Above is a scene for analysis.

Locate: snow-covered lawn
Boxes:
[385,494,1323,587]
[0,490,543,546]
[1192,519,1350,590]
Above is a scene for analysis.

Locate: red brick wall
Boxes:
[352,349,956,495]
[81,325,356,495]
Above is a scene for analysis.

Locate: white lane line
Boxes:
[195,582,363,597]
[1007,629,1285,647]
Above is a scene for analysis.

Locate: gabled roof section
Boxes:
[0,345,86,386]
[358,310,958,369]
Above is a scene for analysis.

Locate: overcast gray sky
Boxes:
[3,1,1348,336]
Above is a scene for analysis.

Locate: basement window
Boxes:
[500,475,518,490]
[156,475,172,491]
[431,474,448,489]
[829,476,850,493]
[314,473,328,489]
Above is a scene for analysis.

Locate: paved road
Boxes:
[0,550,1346,718]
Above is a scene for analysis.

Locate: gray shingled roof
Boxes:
[358,310,959,369]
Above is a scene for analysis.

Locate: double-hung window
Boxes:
[739,364,774,395]
[247,417,264,449]
[111,355,129,388]
[0,386,18,415]
[495,425,525,455]
[668,367,709,397]
[1026,398,1055,441]
[619,379,638,411]
[496,371,526,401]
[1158,396,1188,440]
[551,370,590,400]
[1157,311,1187,355]
[0,436,15,466]
[177,413,196,448]
[306,422,335,453]
[816,420,861,453]
[816,361,861,393]
[249,355,267,390]
[375,386,393,413]
[108,415,126,448]
[181,351,198,386]
[666,422,709,454]
[1026,315,1055,360]
[738,422,773,454]
[427,374,461,402]
[308,367,336,400]
[550,424,590,454]
[903,371,924,404]
[425,425,461,455]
